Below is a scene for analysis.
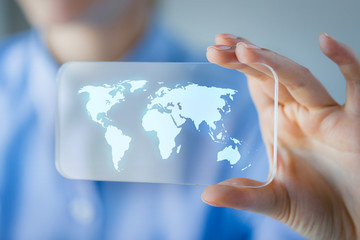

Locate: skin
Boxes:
[202,33,360,239]
[16,0,152,63]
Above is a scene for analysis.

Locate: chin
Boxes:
[18,0,96,29]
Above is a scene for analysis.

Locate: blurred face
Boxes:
[16,0,135,29]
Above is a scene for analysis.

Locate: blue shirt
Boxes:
[0,22,305,240]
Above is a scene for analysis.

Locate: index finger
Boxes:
[235,42,338,109]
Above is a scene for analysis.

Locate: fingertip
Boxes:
[201,185,225,207]
[215,33,233,45]
[215,33,250,45]
[235,42,262,64]
[206,46,220,63]
[236,42,261,50]
[201,184,221,202]
[206,45,237,65]
[319,32,336,57]
[202,181,259,211]
[201,184,238,208]
[319,32,331,41]
[319,32,346,58]
[216,33,233,40]
[319,32,358,65]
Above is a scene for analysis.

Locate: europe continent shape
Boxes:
[79,80,242,171]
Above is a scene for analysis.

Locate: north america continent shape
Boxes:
[78,80,147,171]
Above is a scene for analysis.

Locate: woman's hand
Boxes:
[202,33,360,240]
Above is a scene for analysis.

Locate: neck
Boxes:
[44,2,150,64]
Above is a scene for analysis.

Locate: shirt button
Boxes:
[69,198,95,225]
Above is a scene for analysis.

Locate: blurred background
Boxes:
[1,0,359,103]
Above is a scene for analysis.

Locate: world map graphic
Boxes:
[78,80,242,171]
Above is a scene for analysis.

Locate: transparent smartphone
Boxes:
[56,62,278,187]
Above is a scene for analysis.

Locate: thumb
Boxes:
[201,178,288,219]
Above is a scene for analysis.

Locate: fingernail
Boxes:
[219,180,241,187]
[222,33,240,40]
[208,45,233,51]
[201,198,223,207]
[206,202,224,207]
[236,42,261,49]
[321,32,332,39]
